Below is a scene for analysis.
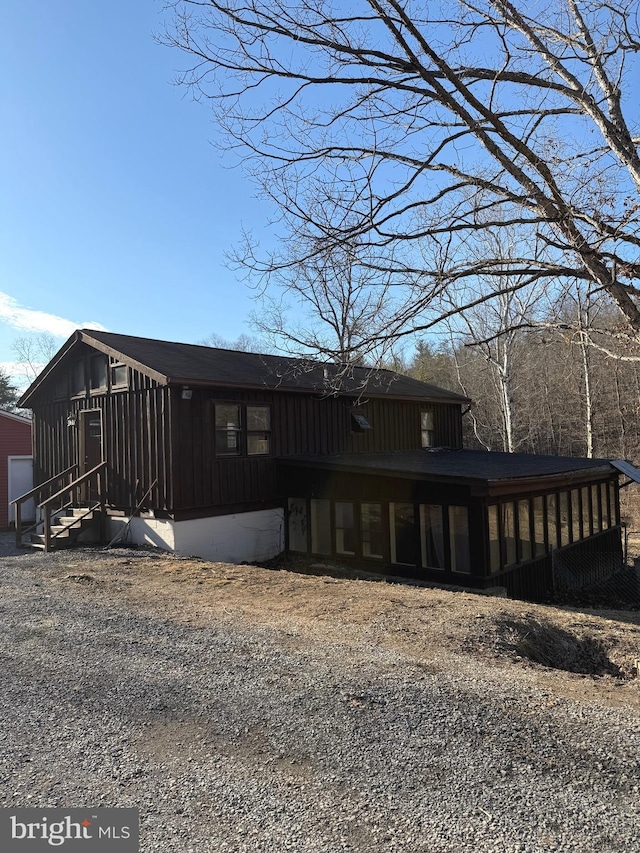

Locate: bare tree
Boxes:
[163,0,640,355]
[244,235,412,364]
[12,334,57,383]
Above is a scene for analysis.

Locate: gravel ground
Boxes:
[0,534,639,852]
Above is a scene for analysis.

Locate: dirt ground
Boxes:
[51,548,640,713]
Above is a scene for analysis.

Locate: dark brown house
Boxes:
[16,329,625,600]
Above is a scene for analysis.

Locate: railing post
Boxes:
[44,505,51,553]
[15,500,22,548]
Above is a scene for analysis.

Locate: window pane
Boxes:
[581,486,591,537]
[532,496,545,557]
[310,499,331,555]
[559,492,570,546]
[546,494,558,550]
[247,406,270,431]
[90,356,107,390]
[487,505,500,573]
[502,502,517,566]
[288,498,307,552]
[518,500,532,562]
[420,411,434,448]
[335,501,355,555]
[591,485,600,533]
[449,506,470,574]
[571,489,581,542]
[390,503,417,565]
[421,505,445,570]
[421,411,434,430]
[71,361,85,395]
[111,364,128,387]
[215,404,240,429]
[609,481,618,525]
[247,433,270,455]
[361,503,384,559]
[600,481,610,529]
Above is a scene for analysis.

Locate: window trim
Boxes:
[214,402,272,458]
[420,409,435,448]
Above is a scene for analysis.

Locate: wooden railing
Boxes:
[13,462,107,551]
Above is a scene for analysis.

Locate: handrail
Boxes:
[15,461,107,551]
[40,461,107,508]
[13,464,77,505]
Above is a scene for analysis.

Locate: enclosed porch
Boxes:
[280,450,623,602]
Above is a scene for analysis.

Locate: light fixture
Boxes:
[67,413,77,427]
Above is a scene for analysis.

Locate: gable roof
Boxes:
[19,329,471,406]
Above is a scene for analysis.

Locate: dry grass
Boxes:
[48,547,640,713]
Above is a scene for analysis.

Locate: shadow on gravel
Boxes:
[495,616,625,678]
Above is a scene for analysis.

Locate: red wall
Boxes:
[0,412,32,527]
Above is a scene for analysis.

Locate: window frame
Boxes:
[420,409,435,448]
[214,402,272,458]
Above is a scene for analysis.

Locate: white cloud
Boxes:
[0,291,107,338]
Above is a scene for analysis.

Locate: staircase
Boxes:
[13,461,107,552]
[28,506,103,551]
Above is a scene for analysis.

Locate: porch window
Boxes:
[421,410,435,448]
[288,498,308,552]
[546,493,559,550]
[609,481,618,525]
[361,503,384,559]
[518,500,532,562]
[581,487,591,537]
[600,481,610,529]
[591,484,600,534]
[449,506,470,573]
[310,499,331,555]
[215,404,242,455]
[421,504,445,570]
[502,502,517,566]
[390,502,417,565]
[487,505,500,573]
[559,492,570,546]
[532,496,545,557]
[571,489,581,542]
[247,406,271,455]
[335,501,356,555]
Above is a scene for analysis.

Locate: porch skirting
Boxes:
[107,508,285,563]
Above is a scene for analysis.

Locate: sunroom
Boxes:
[280,450,623,601]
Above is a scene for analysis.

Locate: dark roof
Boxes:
[280,449,615,486]
[19,329,470,405]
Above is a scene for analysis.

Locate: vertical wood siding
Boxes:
[31,367,172,511]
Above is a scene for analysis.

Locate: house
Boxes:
[0,408,33,528]
[16,329,627,601]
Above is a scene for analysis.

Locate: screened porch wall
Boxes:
[282,466,488,583]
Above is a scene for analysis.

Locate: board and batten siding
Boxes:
[31,366,173,512]
[171,388,464,512]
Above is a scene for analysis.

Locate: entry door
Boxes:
[79,410,103,501]
[8,456,34,523]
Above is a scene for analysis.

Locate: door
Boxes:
[79,410,103,501]
[8,456,34,523]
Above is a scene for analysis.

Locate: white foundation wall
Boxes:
[107,508,284,563]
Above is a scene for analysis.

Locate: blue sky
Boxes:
[0,1,275,383]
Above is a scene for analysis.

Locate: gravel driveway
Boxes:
[0,535,638,852]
